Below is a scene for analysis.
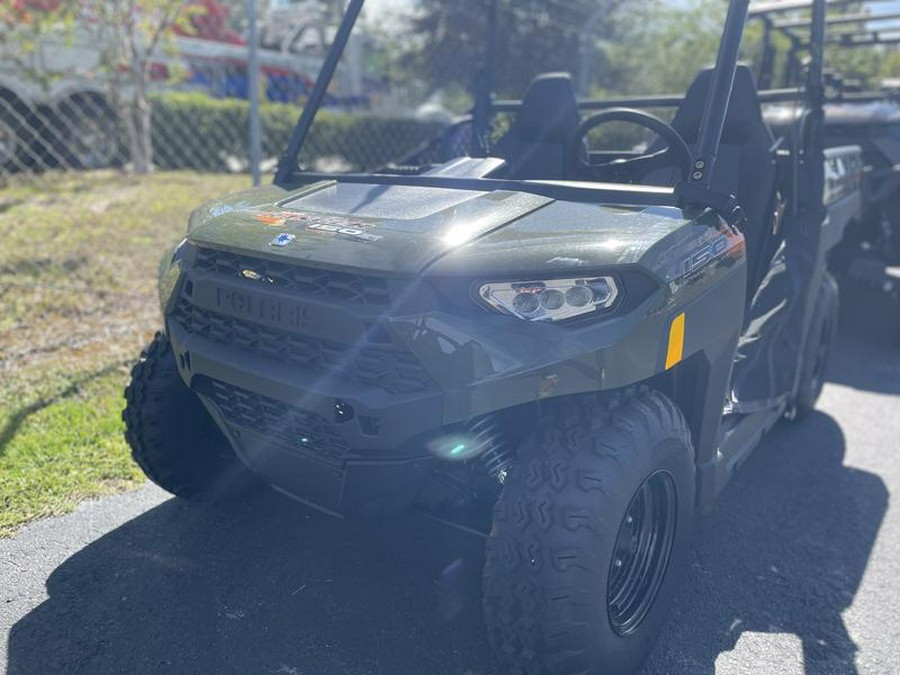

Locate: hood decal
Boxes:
[251,208,383,242]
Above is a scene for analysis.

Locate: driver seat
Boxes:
[493,73,581,180]
[651,66,778,297]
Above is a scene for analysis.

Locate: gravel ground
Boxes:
[1,286,898,675]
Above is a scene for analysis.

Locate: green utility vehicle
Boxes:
[754,0,900,272]
[124,1,862,672]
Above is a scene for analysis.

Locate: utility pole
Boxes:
[247,0,262,186]
[578,7,606,97]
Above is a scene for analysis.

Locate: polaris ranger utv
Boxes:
[753,0,900,272]
[124,0,861,672]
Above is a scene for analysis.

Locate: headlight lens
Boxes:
[479,277,619,322]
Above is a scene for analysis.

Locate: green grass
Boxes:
[0,170,250,537]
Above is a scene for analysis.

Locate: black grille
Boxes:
[200,378,349,467]
[194,248,390,306]
[172,298,434,395]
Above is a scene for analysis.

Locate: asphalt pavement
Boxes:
[1,284,898,675]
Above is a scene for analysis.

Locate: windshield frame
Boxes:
[274,0,825,216]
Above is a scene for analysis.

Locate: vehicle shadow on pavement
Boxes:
[6,409,885,675]
[5,488,493,675]
[6,304,891,675]
[643,410,887,675]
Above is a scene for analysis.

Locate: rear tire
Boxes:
[123,332,257,501]
[792,273,839,420]
[483,387,695,675]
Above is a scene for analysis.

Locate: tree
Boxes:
[0,2,80,170]
[79,0,193,174]
[2,0,195,174]
[398,0,635,100]
[879,50,900,86]
[604,0,726,97]
[0,1,74,86]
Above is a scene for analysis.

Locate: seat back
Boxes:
[653,66,778,297]
[493,73,581,180]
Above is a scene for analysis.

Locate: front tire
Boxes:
[483,387,695,675]
[123,332,256,501]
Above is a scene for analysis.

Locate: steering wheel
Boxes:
[570,108,692,185]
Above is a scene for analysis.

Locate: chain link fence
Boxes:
[0,78,453,180]
[0,0,621,184]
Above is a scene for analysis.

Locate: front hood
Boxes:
[187,181,553,275]
[187,179,707,279]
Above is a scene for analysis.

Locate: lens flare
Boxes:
[426,433,484,461]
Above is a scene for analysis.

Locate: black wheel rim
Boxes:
[607,470,677,636]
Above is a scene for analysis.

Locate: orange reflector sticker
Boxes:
[665,313,685,370]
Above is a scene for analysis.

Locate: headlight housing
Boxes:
[158,239,189,311]
[478,276,619,322]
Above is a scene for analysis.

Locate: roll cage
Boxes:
[275,0,829,226]
[752,0,900,99]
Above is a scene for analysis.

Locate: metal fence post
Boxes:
[578,7,605,97]
[247,0,262,186]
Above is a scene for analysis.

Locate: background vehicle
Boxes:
[124,0,860,673]
[753,0,900,284]
[260,0,336,52]
[0,0,362,171]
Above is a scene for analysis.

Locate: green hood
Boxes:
[187,180,707,281]
[188,181,552,276]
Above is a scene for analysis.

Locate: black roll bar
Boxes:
[492,87,806,114]
[275,0,365,185]
[471,0,499,157]
[808,0,826,107]
[830,30,900,45]
[281,173,677,208]
[774,10,900,29]
[838,91,900,102]
[689,0,750,189]
[749,0,894,17]
[754,0,897,94]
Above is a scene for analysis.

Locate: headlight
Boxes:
[478,277,619,322]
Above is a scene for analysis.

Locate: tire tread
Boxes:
[483,387,693,675]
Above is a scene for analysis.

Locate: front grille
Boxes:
[199,378,349,467]
[172,298,434,395]
[194,248,390,306]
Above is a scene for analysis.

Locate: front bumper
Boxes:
[163,244,675,513]
[168,321,443,515]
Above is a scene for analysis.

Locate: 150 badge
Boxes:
[306,222,382,242]
[682,234,729,278]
